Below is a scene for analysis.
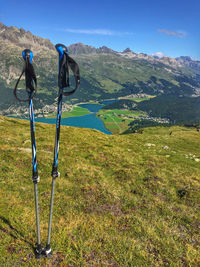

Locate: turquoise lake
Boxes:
[35,101,117,135]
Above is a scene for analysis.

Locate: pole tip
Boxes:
[34,244,44,259]
[44,245,52,258]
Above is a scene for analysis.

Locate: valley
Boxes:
[1,22,200,128]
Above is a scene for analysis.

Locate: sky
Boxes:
[0,0,199,60]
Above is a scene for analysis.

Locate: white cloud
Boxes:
[158,29,186,38]
[57,28,132,36]
[152,52,166,58]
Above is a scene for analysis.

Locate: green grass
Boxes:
[131,97,151,102]
[48,106,91,118]
[98,109,144,117]
[97,109,145,134]
[120,96,156,103]
[0,115,200,266]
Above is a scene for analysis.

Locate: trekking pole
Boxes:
[14,49,43,258]
[44,44,80,257]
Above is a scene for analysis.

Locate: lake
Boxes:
[35,101,117,135]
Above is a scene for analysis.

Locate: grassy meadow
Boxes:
[0,115,200,266]
[97,109,145,134]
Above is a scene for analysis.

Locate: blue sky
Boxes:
[1,0,199,59]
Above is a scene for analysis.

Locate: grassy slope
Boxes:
[0,115,200,266]
[119,96,156,102]
[97,109,145,134]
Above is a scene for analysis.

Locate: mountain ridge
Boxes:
[1,22,199,64]
[0,22,55,52]
[0,21,200,118]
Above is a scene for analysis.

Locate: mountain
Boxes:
[0,22,200,116]
[0,22,54,52]
[176,56,200,75]
[68,43,116,55]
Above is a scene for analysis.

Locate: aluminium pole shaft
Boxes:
[14,49,43,258]
[45,92,62,255]
[29,96,43,256]
[46,178,56,246]
[45,43,80,257]
[34,183,41,245]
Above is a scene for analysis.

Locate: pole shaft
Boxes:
[34,183,41,245]
[29,98,38,180]
[29,96,41,247]
[52,92,63,174]
[47,178,56,245]
[46,91,63,250]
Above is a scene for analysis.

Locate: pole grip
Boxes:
[14,49,37,102]
[55,43,69,65]
[55,43,80,95]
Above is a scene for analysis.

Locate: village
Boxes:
[0,102,73,118]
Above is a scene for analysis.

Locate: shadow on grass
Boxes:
[0,215,35,253]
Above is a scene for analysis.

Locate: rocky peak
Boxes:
[68,43,116,55]
[159,56,179,67]
[98,46,116,54]
[123,48,132,53]
[176,56,192,62]
[68,43,97,55]
[0,22,6,29]
[175,56,200,72]
[0,22,55,53]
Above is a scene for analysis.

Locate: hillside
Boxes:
[137,96,200,124]
[0,115,199,266]
[0,22,200,117]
